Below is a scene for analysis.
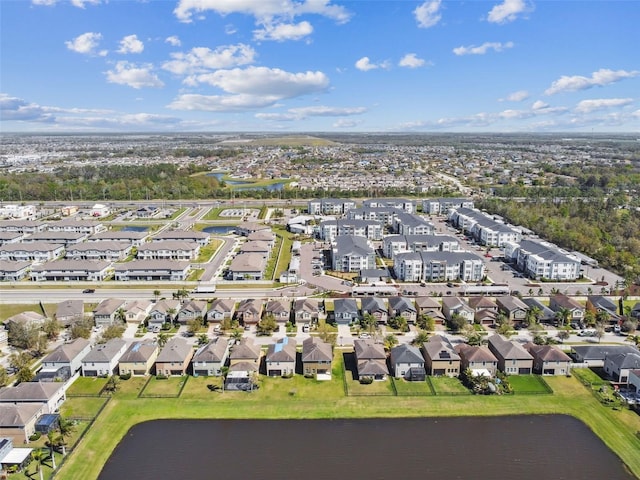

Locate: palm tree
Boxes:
[555,307,571,327]
[157,332,169,348]
[230,329,244,343]
[626,335,640,347]
[46,430,59,469]
[197,333,209,346]
[153,289,161,301]
[115,308,127,325]
[31,448,45,480]
[57,417,75,455]
[383,334,398,351]
[412,330,430,347]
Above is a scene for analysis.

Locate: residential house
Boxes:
[24,231,88,247]
[360,297,388,324]
[389,344,425,381]
[206,299,236,325]
[0,242,64,263]
[54,300,84,327]
[137,241,200,261]
[524,343,572,375]
[147,299,180,329]
[228,338,261,372]
[0,260,30,282]
[487,334,533,375]
[0,220,46,234]
[301,337,332,379]
[46,219,105,235]
[549,294,585,324]
[0,231,26,247]
[294,298,322,325]
[333,298,360,325]
[118,341,160,376]
[176,300,208,325]
[572,345,639,367]
[235,222,271,237]
[239,241,271,258]
[36,338,91,382]
[81,339,127,377]
[123,300,152,325]
[88,230,149,246]
[265,337,297,377]
[0,382,66,414]
[192,338,231,377]
[3,311,47,330]
[415,297,445,326]
[0,404,47,444]
[235,299,263,327]
[496,296,530,325]
[246,230,276,246]
[353,339,389,381]
[604,352,640,384]
[153,230,210,246]
[522,298,556,324]
[155,337,194,377]
[421,335,461,377]
[93,298,127,328]
[388,296,417,325]
[586,295,620,323]
[65,241,132,262]
[455,344,498,377]
[441,297,474,324]
[264,299,292,326]
[468,297,499,325]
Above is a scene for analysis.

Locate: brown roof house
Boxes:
[0,403,48,444]
[176,300,208,325]
[294,298,322,325]
[155,337,194,377]
[468,297,498,325]
[354,338,388,381]
[421,335,461,377]
[264,299,292,325]
[55,300,84,327]
[3,311,46,330]
[227,338,262,391]
[441,297,474,325]
[415,297,445,325]
[496,296,530,325]
[235,299,263,327]
[388,297,417,324]
[549,293,585,324]
[487,334,533,375]
[192,338,231,377]
[524,343,572,376]
[265,337,297,377]
[118,341,160,376]
[228,253,266,281]
[206,299,236,324]
[455,344,498,378]
[301,337,332,379]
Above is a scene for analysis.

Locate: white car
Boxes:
[359,333,371,339]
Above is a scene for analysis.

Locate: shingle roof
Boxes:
[192,338,229,363]
[488,334,533,360]
[0,382,64,402]
[119,341,158,363]
[390,344,424,365]
[354,339,386,360]
[301,337,332,363]
[229,339,261,361]
[266,337,297,363]
[525,343,572,362]
[42,338,90,364]
[156,337,193,363]
[82,339,127,363]
[0,403,43,427]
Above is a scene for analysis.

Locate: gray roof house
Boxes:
[0,403,48,444]
[572,345,639,367]
[176,300,208,325]
[0,382,66,414]
[421,335,461,377]
[227,253,266,281]
[0,260,30,281]
[388,296,417,324]
[389,344,425,381]
[93,298,127,327]
[264,299,292,324]
[229,338,261,371]
[522,298,556,323]
[487,334,533,375]
[192,338,231,377]
[604,352,640,384]
[301,337,332,378]
[360,297,388,324]
[148,299,181,327]
[265,337,297,376]
[294,298,322,324]
[333,298,360,325]
[155,337,194,376]
[37,338,91,382]
[496,296,530,324]
[55,299,84,327]
[206,298,236,324]
[81,339,128,377]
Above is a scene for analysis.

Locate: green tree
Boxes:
[412,331,430,347]
[555,307,571,327]
[7,322,40,350]
[16,365,34,383]
[57,417,76,455]
[257,314,277,335]
[153,289,161,301]
[31,448,45,480]
[416,314,435,332]
[43,318,61,340]
[197,333,209,346]
[230,329,244,343]
[557,330,570,343]
[361,313,378,335]
[157,332,170,347]
[387,316,408,332]
[447,313,467,332]
[98,324,125,343]
[103,375,120,394]
[70,317,93,339]
[0,366,9,387]
[594,325,606,343]
[383,334,398,351]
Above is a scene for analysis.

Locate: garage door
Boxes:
[194,370,209,377]
[433,369,445,376]
[269,370,282,377]
[84,370,98,377]
[518,368,531,374]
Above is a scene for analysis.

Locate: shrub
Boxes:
[119,373,131,381]
[29,432,41,441]
[156,374,168,380]
[359,377,374,384]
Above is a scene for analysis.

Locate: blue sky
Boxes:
[1,0,639,133]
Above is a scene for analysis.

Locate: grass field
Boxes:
[429,376,473,395]
[508,375,553,394]
[60,397,109,419]
[140,376,188,397]
[392,378,434,396]
[66,377,108,396]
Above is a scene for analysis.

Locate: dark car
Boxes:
[82,288,96,294]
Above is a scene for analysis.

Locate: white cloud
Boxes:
[487,0,528,24]
[165,36,182,47]
[105,62,164,89]
[499,109,534,120]
[117,35,144,54]
[32,0,101,6]
[398,53,426,68]
[333,119,362,128]
[414,0,442,29]
[162,44,256,75]
[500,90,529,102]
[254,21,313,41]
[453,41,514,56]
[174,0,351,24]
[545,68,640,95]
[65,32,107,56]
[355,57,389,71]
[255,105,366,121]
[187,66,329,97]
[575,98,634,113]
[532,100,548,110]
[0,94,53,122]
[168,93,281,112]
[31,0,57,5]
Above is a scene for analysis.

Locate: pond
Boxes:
[202,225,237,235]
[207,172,285,191]
[98,416,633,480]
[120,226,148,232]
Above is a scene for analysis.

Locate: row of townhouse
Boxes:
[318,219,383,242]
[331,235,376,273]
[225,226,275,281]
[0,219,107,235]
[503,239,582,281]
[393,251,485,282]
[448,207,522,247]
[309,197,474,216]
[422,198,475,215]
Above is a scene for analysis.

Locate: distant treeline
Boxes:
[478,198,640,283]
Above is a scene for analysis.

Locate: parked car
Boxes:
[359,333,371,339]
[82,288,95,293]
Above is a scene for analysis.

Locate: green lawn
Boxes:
[392,378,434,396]
[0,303,57,322]
[429,376,472,395]
[195,239,223,262]
[202,208,225,220]
[508,375,553,394]
[60,397,109,419]
[53,370,640,480]
[140,376,189,397]
[66,377,109,396]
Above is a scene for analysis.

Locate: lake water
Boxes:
[120,226,148,232]
[207,172,285,191]
[98,415,634,480]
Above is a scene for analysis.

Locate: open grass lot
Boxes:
[60,396,109,419]
[429,376,472,395]
[508,375,553,394]
[140,376,188,397]
[66,377,109,396]
[56,371,640,480]
[195,239,223,262]
[0,303,57,322]
[392,378,434,396]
